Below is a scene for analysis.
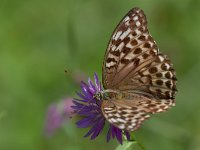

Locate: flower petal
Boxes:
[115,128,123,144]
[84,117,105,139]
[80,82,93,98]
[72,73,131,144]
[107,125,112,142]
[125,131,131,141]
[75,92,89,102]
[88,78,96,93]
[91,118,105,140]
[94,73,101,91]
[76,115,97,128]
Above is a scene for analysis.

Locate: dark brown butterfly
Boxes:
[100,7,177,131]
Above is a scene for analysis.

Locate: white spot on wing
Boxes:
[111,45,116,51]
[114,31,122,40]
[136,21,141,27]
[128,34,133,39]
[126,43,134,49]
[110,118,117,123]
[156,109,163,112]
[158,55,164,62]
[128,124,135,129]
[116,118,126,123]
[116,42,124,52]
[125,21,130,26]
[104,107,113,111]
[133,16,138,21]
[165,63,170,69]
[124,53,134,60]
[131,119,137,123]
[114,113,121,118]
[135,29,141,35]
[118,124,125,129]
[124,16,130,22]
[106,61,116,68]
[120,28,131,40]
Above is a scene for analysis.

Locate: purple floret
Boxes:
[72,73,130,144]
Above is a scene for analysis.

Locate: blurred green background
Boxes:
[0,0,200,150]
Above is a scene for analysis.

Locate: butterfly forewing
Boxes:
[103,7,156,89]
[101,7,177,132]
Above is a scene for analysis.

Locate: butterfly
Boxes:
[100,7,177,131]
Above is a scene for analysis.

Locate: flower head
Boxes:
[44,98,74,137]
[72,73,130,144]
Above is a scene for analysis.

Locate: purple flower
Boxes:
[44,98,74,137]
[72,73,131,144]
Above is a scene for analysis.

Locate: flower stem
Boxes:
[130,133,146,150]
[116,133,146,150]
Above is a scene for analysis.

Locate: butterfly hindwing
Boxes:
[116,53,177,100]
[138,53,177,99]
[101,95,175,131]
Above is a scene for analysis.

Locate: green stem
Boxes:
[116,132,146,150]
[130,133,146,150]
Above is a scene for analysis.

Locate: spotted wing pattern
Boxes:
[101,7,177,131]
[101,97,175,131]
[103,7,152,89]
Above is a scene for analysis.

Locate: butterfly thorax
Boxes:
[96,89,148,101]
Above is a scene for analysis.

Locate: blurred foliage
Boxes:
[0,0,200,150]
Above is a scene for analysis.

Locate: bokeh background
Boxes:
[0,0,200,150]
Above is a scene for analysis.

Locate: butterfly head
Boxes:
[93,91,104,101]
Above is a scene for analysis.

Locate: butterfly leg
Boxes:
[95,98,100,106]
